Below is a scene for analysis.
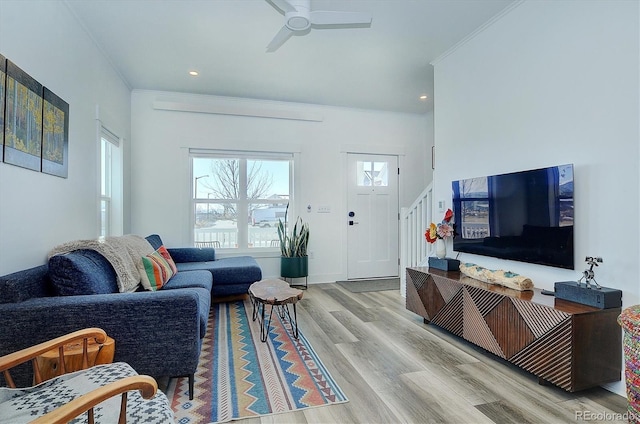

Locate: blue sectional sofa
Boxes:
[0,234,262,399]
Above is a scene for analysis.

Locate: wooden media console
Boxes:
[406,267,621,392]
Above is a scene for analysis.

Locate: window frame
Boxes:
[189,149,296,253]
[98,124,123,238]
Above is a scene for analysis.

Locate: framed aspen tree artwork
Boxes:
[42,87,69,178]
[4,60,43,171]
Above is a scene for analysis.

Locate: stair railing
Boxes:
[400,183,433,294]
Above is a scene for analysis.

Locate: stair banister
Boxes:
[399,183,433,296]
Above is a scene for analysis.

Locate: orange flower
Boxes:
[425,223,438,243]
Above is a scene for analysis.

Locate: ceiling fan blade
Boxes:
[310,10,372,26]
[266,25,294,52]
[269,0,296,13]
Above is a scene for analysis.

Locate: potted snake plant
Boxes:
[277,205,309,279]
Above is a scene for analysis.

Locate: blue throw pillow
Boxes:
[48,250,118,296]
[145,234,164,250]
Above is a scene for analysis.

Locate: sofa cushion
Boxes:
[145,234,164,250]
[161,270,212,337]
[141,249,175,291]
[168,247,216,263]
[143,284,211,339]
[48,250,118,296]
[176,256,262,285]
[162,270,212,292]
[213,283,255,297]
[192,287,212,338]
[0,265,53,303]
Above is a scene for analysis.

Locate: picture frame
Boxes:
[0,54,5,163]
[3,60,43,171]
[42,87,69,178]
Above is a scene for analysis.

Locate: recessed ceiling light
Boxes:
[189,71,199,76]
[419,95,428,100]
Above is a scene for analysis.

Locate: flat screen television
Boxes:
[451,164,574,269]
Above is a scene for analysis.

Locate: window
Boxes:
[356,160,389,186]
[191,151,293,249]
[99,126,122,237]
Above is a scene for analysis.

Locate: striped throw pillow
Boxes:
[156,245,178,274]
[141,248,175,291]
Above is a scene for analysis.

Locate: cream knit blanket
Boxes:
[49,235,154,293]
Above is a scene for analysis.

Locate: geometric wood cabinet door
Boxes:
[406,267,621,392]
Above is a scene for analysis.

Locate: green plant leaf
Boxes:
[277,215,309,257]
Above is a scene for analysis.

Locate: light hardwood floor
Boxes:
[238,282,629,424]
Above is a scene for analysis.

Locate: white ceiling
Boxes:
[66,0,515,114]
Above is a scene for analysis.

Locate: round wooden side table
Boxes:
[248,279,304,342]
[35,335,115,381]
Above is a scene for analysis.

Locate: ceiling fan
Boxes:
[265,0,372,52]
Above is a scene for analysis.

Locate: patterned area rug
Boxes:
[166,299,347,424]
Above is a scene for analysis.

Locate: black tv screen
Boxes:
[452,164,574,269]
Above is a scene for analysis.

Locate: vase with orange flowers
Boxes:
[425,208,454,259]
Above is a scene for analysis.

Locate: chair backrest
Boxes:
[0,328,108,387]
[195,241,220,248]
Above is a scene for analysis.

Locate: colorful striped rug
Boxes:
[166,299,347,423]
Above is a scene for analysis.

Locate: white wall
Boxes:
[432,0,639,396]
[131,90,428,282]
[0,1,131,274]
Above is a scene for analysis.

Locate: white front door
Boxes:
[346,153,399,279]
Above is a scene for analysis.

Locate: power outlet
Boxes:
[309,251,315,259]
[438,200,446,213]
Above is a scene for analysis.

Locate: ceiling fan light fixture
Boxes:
[287,16,310,31]
[265,0,371,52]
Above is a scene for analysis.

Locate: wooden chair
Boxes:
[0,328,172,424]
[195,240,220,248]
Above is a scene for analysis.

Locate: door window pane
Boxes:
[357,161,388,186]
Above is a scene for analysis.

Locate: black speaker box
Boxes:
[554,281,622,309]
[428,257,460,271]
